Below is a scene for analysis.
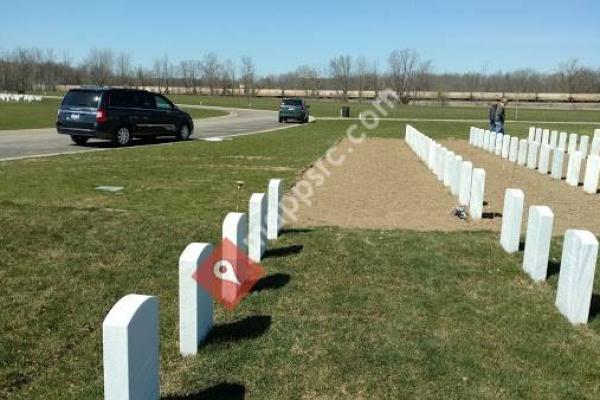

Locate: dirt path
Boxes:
[291,137,600,236]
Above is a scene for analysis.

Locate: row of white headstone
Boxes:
[499,188,599,325]
[406,124,486,219]
[469,127,600,194]
[0,93,42,102]
[102,179,284,399]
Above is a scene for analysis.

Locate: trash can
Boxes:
[340,106,350,118]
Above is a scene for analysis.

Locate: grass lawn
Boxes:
[0,100,227,130]
[2,118,600,399]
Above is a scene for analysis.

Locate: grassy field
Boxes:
[0,100,227,130]
[2,115,600,398]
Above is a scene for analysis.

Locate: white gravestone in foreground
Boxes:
[494,134,503,156]
[579,135,590,157]
[469,168,485,220]
[222,212,248,305]
[551,149,565,180]
[527,141,539,170]
[435,147,446,181]
[103,294,160,400]
[566,152,583,187]
[443,151,455,187]
[528,127,535,142]
[538,144,551,175]
[550,130,558,149]
[583,155,600,194]
[500,189,525,253]
[249,193,268,262]
[591,137,600,157]
[567,133,578,155]
[488,132,497,153]
[483,131,490,151]
[267,179,283,240]
[535,128,542,144]
[558,132,568,150]
[501,134,511,159]
[523,206,554,282]
[556,230,599,325]
[542,129,550,146]
[509,136,519,163]
[179,243,214,356]
[517,140,528,166]
[458,161,473,207]
[450,155,463,196]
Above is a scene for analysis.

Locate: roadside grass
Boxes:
[0,100,227,130]
[170,94,600,124]
[2,120,600,398]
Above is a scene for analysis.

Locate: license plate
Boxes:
[288,107,294,111]
[70,113,80,121]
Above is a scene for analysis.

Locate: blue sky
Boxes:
[1,0,599,75]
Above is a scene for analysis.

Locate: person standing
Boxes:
[495,98,507,134]
[488,101,498,131]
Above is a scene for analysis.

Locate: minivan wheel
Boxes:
[177,124,190,141]
[114,126,133,147]
[278,116,284,123]
[70,135,89,146]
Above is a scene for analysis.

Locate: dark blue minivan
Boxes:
[56,88,194,146]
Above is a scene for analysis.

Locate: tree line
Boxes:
[1,47,599,100]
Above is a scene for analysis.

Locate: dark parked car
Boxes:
[56,88,194,146]
[278,98,310,123]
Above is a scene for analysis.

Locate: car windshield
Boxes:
[62,91,102,108]
[282,99,302,106]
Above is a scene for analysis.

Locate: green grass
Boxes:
[2,119,600,398]
[0,101,227,130]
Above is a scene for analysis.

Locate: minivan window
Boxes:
[282,99,302,106]
[62,91,102,108]
[138,93,155,109]
[155,96,173,110]
[109,92,136,108]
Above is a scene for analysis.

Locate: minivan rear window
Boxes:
[282,99,302,106]
[62,91,102,108]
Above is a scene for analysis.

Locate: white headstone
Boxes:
[555,230,599,324]
[567,133,578,155]
[528,127,536,142]
[523,206,554,282]
[223,212,248,253]
[458,161,473,207]
[103,294,160,400]
[483,130,491,150]
[509,136,519,162]
[267,179,283,239]
[469,168,485,220]
[527,141,539,170]
[494,134,503,155]
[542,129,550,146]
[450,155,463,196]
[427,140,437,171]
[591,137,600,157]
[249,193,268,261]
[579,135,590,156]
[489,132,497,153]
[551,149,565,180]
[538,144,551,175]
[558,132,568,150]
[517,139,528,166]
[566,152,583,187]
[435,146,446,181]
[443,151,455,187]
[179,243,214,356]
[550,130,558,149]
[501,134,511,159]
[535,128,543,144]
[500,189,525,253]
[583,155,600,194]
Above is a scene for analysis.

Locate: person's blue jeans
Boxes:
[495,121,505,134]
[490,121,496,131]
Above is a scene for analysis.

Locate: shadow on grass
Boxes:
[264,244,304,259]
[280,227,314,235]
[251,273,290,293]
[519,239,526,252]
[205,316,271,344]
[482,212,502,220]
[162,382,245,400]
[589,294,600,322]
[546,259,561,278]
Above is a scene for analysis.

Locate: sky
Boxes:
[1,0,599,76]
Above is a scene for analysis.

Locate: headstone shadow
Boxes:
[263,244,304,259]
[546,259,561,278]
[162,382,245,400]
[205,315,271,344]
[482,212,502,220]
[589,294,600,321]
[519,239,526,252]
[251,273,291,293]
[280,227,314,235]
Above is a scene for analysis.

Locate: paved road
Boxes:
[0,105,291,161]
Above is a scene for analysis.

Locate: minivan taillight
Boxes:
[96,109,107,123]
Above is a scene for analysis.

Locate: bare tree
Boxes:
[84,48,114,86]
[329,55,352,99]
[356,55,368,101]
[116,52,133,86]
[240,56,255,96]
[222,58,236,95]
[388,49,420,103]
[201,52,221,95]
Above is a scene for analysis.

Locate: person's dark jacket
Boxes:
[495,102,505,123]
[488,103,497,122]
